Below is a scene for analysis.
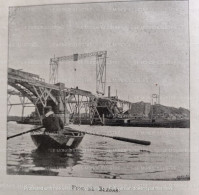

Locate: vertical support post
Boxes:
[19,96,26,121]
[89,98,91,124]
[96,51,107,95]
[85,101,88,119]
[102,114,105,125]
[96,56,97,94]
[35,104,42,124]
[7,94,12,115]
[108,86,111,98]
[104,51,107,96]
[49,57,58,84]
[77,95,80,124]
[21,96,25,121]
[63,92,66,125]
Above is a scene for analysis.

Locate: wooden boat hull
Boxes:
[31,128,85,150]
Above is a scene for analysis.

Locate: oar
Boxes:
[7,126,43,140]
[66,127,151,146]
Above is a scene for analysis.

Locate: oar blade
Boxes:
[112,136,151,146]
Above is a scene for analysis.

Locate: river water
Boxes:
[7,122,189,180]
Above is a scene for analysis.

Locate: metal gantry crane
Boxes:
[49,51,107,95]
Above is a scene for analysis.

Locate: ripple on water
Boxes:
[7,123,190,180]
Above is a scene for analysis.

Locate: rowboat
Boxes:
[30,127,85,150]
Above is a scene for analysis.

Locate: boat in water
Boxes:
[31,127,85,150]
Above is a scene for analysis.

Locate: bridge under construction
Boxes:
[8,51,132,125]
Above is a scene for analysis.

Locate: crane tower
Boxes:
[49,51,107,95]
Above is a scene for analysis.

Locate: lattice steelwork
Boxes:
[96,51,107,95]
[49,51,107,95]
[8,67,132,126]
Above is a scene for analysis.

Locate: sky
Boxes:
[8,1,189,116]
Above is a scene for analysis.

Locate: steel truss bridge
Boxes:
[8,68,132,125]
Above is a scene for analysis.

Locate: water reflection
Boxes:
[31,148,82,169]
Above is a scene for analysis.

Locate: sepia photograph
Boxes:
[7,0,190,182]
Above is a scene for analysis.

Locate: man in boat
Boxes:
[42,106,64,133]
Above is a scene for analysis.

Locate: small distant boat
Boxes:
[30,127,85,150]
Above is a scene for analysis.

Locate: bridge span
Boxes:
[8,68,132,125]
